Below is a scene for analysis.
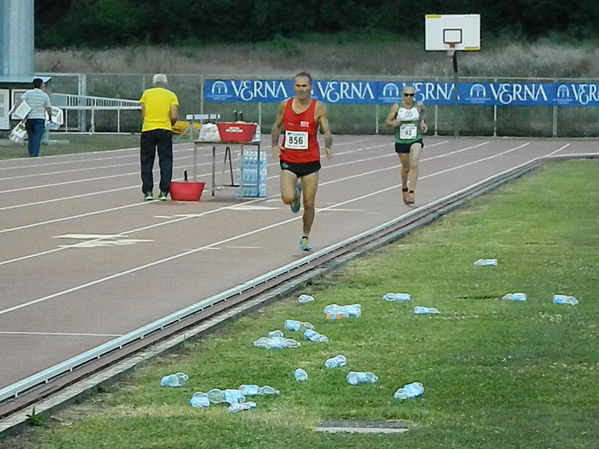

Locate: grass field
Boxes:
[0,134,140,160]
[4,160,598,449]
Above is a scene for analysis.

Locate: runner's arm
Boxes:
[384,104,400,127]
[317,102,332,159]
[271,100,286,157]
[418,103,428,133]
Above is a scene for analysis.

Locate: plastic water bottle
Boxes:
[160,372,189,387]
[383,293,411,302]
[325,312,344,321]
[253,336,301,349]
[552,294,579,305]
[323,304,362,318]
[324,355,347,369]
[284,319,313,332]
[239,384,258,396]
[413,306,440,314]
[268,330,285,338]
[502,293,527,301]
[298,294,315,304]
[303,328,329,343]
[189,392,210,408]
[257,386,279,395]
[227,401,256,413]
[346,371,378,385]
[207,388,226,403]
[474,258,498,266]
[223,389,245,404]
[393,382,424,400]
[239,385,279,396]
[294,368,308,382]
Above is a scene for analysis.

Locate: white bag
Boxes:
[10,101,31,120]
[198,123,221,142]
[9,120,27,143]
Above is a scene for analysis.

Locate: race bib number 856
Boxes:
[285,130,309,150]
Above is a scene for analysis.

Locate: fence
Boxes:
[41,73,599,137]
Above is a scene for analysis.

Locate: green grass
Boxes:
[0,134,140,160]
[4,160,598,449]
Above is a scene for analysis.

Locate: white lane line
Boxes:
[0,139,386,208]
[0,331,122,337]
[0,140,458,244]
[0,142,534,316]
[0,141,487,263]
[0,137,370,176]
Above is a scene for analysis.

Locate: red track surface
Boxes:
[1,135,597,390]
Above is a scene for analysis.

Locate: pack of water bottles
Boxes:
[236,150,267,198]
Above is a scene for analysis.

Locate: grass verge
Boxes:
[0,134,140,160]
[3,160,598,449]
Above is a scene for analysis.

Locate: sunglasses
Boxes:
[403,93,415,97]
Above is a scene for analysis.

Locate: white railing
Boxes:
[50,93,140,133]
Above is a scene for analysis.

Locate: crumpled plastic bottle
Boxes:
[298,294,315,304]
[223,389,246,404]
[206,388,226,403]
[189,392,210,408]
[284,319,314,332]
[382,293,411,302]
[474,258,498,266]
[294,368,308,382]
[239,385,280,396]
[160,372,189,387]
[268,330,285,338]
[324,355,347,369]
[552,294,579,305]
[413,306,440,314]
[323,304,362,318]
[346,371,378,385]
[502,293,527,301]
[227,401,256,413]
[393,382,424,400]
[303,328,329,343]
[253,336,301,349]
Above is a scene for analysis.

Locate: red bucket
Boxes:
[216,122,257,142]
[169,181,205,201]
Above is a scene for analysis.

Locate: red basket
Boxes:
[169,181,205,201]
[216,122,257,142]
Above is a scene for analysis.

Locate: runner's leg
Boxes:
[280,168,299,205]
[407,143,422,191]
[300,172,319,236]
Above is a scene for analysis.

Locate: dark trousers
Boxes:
[140,129,173,194]
[26,119,46,157]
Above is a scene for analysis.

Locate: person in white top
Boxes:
[19,78,53,157]
[385,85,427,205]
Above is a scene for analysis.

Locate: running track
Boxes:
[1,135,597,390]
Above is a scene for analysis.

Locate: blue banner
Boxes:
[204,79,599,107]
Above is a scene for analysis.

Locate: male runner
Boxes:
[271,72,332,251]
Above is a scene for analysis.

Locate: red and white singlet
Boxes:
[280,98,320,163]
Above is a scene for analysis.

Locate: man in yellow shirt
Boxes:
[139,73,179,201]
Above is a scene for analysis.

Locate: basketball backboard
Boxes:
[425,14,480,51]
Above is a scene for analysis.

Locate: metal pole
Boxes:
[452,51,459,138]
[375,104,379,134]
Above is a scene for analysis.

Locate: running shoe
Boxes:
[402,189,409,205]
[158,191,168,201]
[407,191,415,204]
[290,183,302,213]
[299,236,312,251]
[144,193,154,201]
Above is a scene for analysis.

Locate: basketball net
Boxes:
[447,43,456,57]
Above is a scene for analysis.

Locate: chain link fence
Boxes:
[41,73,599,137]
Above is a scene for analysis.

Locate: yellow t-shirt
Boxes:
[140,87,179,132]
